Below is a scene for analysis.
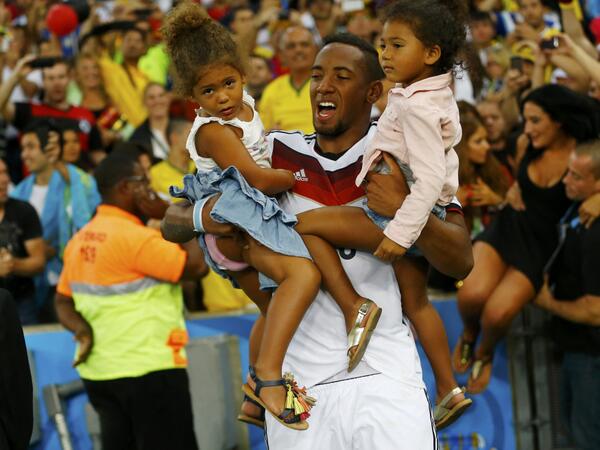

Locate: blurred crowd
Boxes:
[0,0,598,326]
[0,0,598,449]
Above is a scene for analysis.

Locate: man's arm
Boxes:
[179,239,209,281]
[12,238,45,277]
[0,55,34,123]
[365,153,473,279]
[535,283,600,326]
[55,293,94,366]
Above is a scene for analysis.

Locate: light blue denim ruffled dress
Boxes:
[170,92,310,290]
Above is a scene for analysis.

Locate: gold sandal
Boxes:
[434,387,473,430]
[347,300,382,372]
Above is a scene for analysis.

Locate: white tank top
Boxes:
[186,91,271,172]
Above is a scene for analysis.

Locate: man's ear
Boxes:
[367,80,383,105]
[424,45,441,66]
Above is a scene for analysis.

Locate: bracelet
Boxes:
[192,195,215,234]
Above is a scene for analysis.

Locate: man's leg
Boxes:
[83,379,134,450]
[563,353,600,450]
[129,369,198,450]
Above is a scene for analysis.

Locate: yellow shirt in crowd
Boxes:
[99,55,149,128]
[150,160,196,200]
[201,270,253,312]
[259,74,314,135]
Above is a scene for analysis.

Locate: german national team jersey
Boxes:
[267,125,426,389]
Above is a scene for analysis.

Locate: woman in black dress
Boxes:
[454,85,600,393]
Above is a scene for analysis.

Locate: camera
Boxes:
[540,37,559,50]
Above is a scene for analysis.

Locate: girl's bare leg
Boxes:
[394,258,464,407]
[295,207,383,332]
[234,237,321,417]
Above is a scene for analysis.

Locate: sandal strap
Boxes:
[437,386,465,410]
[248,366,288,398]
[243,394,263,409]
[347,301,373,349]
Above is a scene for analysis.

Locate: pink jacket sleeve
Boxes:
[383,105,447,249]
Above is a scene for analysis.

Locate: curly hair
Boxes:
[383,0,467,75]
[162,1,244,97]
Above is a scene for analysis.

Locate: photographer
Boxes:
[11,120,100,323]
[0,157,45,326]
[0,55,105,166]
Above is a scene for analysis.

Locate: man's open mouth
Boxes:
[317,101,337,120]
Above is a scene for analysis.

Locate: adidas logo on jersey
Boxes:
[294,169,308,182]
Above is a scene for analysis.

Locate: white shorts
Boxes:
[265,373,437,450]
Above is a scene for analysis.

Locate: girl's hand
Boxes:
[457,185,471,207]
[471,178,503,207]
[579,192,600,228]
[505,182,525,211]
[373,236,407,263]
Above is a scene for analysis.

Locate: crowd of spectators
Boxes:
[0,0,599,447]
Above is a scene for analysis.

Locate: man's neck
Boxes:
[168,149,190,172]
[102,199,136,216]
[34,165,54,186]
[290,70,310,90]
[43,96,69,110]
[316,117,372,155]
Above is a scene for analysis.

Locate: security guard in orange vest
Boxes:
[55,152,206,450]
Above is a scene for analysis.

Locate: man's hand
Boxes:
[534,277,554,309]
[0,248,14,277]
[373,236,407,263]
[73,324,94,367]
[45,131,62,166]
[578,192,600,229]
[365,153,409,218]
[504,69,531,97]
[138,190,169,220]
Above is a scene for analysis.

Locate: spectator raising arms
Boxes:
[455,84,600,394]
[0,56,105,164]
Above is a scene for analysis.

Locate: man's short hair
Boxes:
[321,33,385,83]
[576,140,600,180]
[94,151,139,198]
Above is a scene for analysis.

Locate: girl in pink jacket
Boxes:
[296,0,472,429]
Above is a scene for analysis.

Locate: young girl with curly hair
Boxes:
[162,3,319,431]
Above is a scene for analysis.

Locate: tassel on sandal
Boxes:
[242,367,316,431]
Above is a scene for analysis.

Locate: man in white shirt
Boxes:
[161,33,472,449]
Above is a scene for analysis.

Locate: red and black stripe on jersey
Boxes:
[14,102,102,152]
[271,134,366,206]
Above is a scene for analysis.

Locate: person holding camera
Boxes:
[11,120,100,323]
[0,55,105,167]
[0,156,45,325]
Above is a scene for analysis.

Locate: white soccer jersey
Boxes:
[267,126,425,389]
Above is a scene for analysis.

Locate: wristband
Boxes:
[192,195,215,234]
